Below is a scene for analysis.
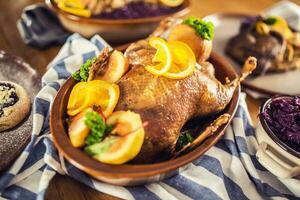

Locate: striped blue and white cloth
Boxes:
[0,33,299,200]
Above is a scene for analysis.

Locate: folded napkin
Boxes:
[17,4,71,49]
[0,34,299,200]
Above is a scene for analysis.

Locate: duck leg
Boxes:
[195,57,257,117]
[172,114,231,157]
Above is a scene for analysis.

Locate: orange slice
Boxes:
[162,41,196,79]
[269,16,293,39]
[67,82,90,116]
[57,1,91,17]
[145,37,172,75]
[159,0,184,7]
[67,80,119,117]
[86,80,119,117]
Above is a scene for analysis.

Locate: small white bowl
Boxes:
[256,96,300,178]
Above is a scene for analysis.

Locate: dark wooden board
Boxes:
[0,50,41,171]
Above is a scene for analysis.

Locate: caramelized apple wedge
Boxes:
[97,50,129,83]
[167,24,212,63]
[107,111,143,136]
[68,108,93,148]
[85,111,145,164]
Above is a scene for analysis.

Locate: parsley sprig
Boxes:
[72,57,96,82]
[182,17,214,41]
[263,17,278,25]
[176,130,194,151]
[84,111,112,146]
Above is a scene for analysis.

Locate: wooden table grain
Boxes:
[0,0,299,199]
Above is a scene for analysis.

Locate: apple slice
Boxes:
[106,111,142,136]
[85,111,145,164]
[98,50,129,83]
[167,24,212,63]
[68,108,93,148]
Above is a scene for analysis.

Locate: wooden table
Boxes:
[0,0,299,199]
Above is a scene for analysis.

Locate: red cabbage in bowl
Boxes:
[261,96,300,153]
[95,2,181,19]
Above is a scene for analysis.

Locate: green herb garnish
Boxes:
[175,130,194,151]
[263,17,278,25]
[72,57,96,82]
[84,111,112,146]
[182,17,214,41]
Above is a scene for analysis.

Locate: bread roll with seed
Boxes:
[0,81,30,132]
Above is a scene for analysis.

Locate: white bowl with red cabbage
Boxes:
[256,96,300,178]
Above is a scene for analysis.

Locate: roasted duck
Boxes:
[115,41,256,163]
[67,17,257,164]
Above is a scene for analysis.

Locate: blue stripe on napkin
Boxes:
[164,175,223,200]
[127,186,161,200]
[194,155,249,200]
[82,51,96,63]
[3,185,37,200]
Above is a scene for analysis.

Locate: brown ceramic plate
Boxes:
[50,51,240,186]
[204,13,300,96]
[46,0,190,43]
[0,50,41,171]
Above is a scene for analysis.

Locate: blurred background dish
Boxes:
[226,15,300,76]
[46,0,190,43]
[204,13,300,96]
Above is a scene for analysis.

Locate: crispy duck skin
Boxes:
[85,19,256,163]
[114,40,256,163]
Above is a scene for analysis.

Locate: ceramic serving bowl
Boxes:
[50,51,240,186]
[45,0,190,43]
[256,96,300,178]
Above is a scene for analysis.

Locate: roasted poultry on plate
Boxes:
[226,15,300,75]
[65,17,257,164]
